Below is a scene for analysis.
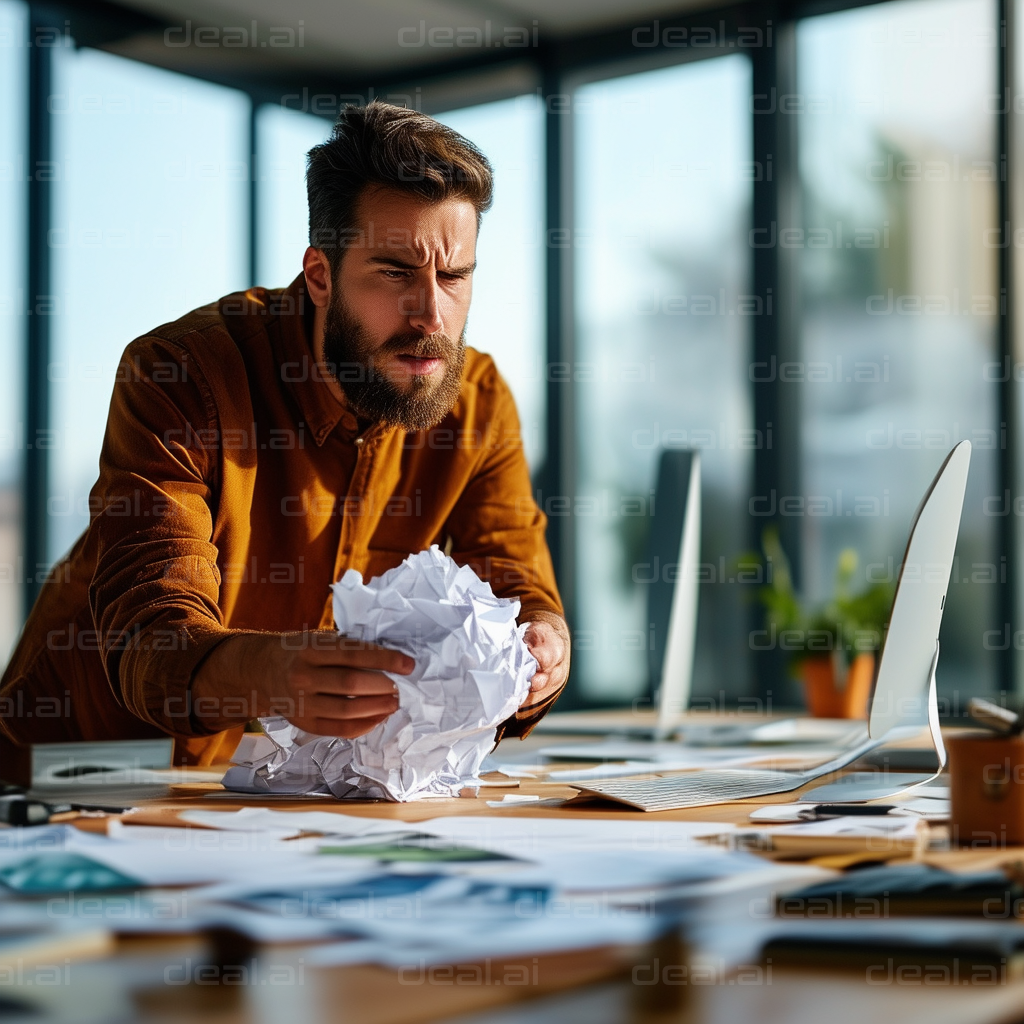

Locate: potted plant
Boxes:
[738,527,895,719]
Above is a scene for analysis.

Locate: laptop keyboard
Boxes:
[578,769,806,812]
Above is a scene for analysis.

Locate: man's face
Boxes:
[321,188,477,430]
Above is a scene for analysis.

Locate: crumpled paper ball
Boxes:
[222,546,537,801]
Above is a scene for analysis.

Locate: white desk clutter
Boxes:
[223,547,536,800]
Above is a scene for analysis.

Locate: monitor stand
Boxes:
[799,642,947,803]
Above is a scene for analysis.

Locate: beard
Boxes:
[321,292,466,432]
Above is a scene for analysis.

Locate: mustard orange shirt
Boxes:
[0,276,563,765]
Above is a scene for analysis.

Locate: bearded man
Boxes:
[0,101,569,766]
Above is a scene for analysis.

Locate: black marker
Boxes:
[800,803,897,820]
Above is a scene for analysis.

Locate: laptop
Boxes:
[573,441,970,811]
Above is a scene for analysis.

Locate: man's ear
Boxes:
[302,247,333,308]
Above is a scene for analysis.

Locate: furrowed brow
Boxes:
[442,262,477,276]
[366,255,422,269]
[366,255,477,276]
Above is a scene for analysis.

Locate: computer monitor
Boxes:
[802,438,971,801]
[646,449,701,740]
[868,439,971,740]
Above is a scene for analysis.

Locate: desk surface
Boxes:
[150,710,942,831]
[34,713,1024,1024]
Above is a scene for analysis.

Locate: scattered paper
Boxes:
[223,548,536,801]
[178,808,419,837]
[486,798,565,810]
[897,796,950,820]
[748,803,915,824]
[905,785,950,800]
[750,796,950,824]
[485,794,542,807]
[307,858,833,969]
[0,814,841,973]
[769,815,923,839]
[108,821,298,851]
[413,816,734,858]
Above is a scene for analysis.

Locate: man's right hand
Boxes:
[192,631,414,738]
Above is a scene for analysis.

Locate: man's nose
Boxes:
[405,279,444,336]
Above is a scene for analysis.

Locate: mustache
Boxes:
[376,332,460,360]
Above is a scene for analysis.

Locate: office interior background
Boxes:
[0,0,1019,716]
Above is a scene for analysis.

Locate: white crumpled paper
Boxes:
[221,546,537,801]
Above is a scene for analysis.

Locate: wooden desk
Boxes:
[19,715,1024,1024]
[144,710,944,831]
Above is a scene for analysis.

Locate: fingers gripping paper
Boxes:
[222,548,537,801]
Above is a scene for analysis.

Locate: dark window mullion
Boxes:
[541,61,582,706]
[24,9,55,614]
[751,11,802,705]
[248,99,259,289]
[999,0,1019,697]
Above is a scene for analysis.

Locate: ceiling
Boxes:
[83,0,736,98]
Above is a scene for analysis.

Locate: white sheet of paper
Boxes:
[897,796,950,820]
[178,808,417,837]
[749,799,949,824]
[308,914,665,970]
[108,820,299,848]
[485,794,541,807]
[409,815,734,858]
[768,815,923,839]
[13,827,362,889]
[748,803,816,823]
[905,785,950,800]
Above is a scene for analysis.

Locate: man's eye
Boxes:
[383,270,409,279]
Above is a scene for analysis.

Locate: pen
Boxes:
[799,803,897,820]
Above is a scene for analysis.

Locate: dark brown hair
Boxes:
[306,101,493,267]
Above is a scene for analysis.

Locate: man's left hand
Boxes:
[521,612,570,711]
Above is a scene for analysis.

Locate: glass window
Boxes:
[0,0,26,662]
[48,47,249,563]
[573,56,754,704]
[798,0,998,705]
[436,96,546,472]
[256,104,330,290]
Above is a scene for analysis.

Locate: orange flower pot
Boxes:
[799,652,875,719]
